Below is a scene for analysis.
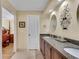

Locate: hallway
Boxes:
[0,0,79,59]
[11,50,44,59]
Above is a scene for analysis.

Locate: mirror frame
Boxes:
[50,14,57,32]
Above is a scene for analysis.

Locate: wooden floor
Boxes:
[2,43,13,59]
[11,50,44,59]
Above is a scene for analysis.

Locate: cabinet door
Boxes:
[40,38,42,52]
[40,38,45,56]
[53,49,67,59]
[45,42,52,59]
[54,50,62,59]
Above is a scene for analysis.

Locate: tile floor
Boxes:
[3,43,13,59]
[11,50,44,59]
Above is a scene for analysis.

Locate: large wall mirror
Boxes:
[77,5,79,24]
[50,15,57,32]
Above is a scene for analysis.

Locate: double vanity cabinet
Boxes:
[40,37,67,59]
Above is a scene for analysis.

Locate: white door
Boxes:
[27,15,40,49]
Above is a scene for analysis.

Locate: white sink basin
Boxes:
[64,48,79,59]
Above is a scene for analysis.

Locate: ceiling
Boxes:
[9,0,49,11]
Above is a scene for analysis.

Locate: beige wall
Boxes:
[40,14,50,34]
[16,11,42,50]
[41,0,79,41]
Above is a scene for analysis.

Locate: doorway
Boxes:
[2,8,15,59]
[27,15,40,50]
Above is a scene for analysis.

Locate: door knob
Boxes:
[29,34,31,36]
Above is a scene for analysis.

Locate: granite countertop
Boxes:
[42,36,79,59]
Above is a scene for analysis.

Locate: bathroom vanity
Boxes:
[40,35,79,59]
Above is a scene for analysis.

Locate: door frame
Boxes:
[2,7,17,53]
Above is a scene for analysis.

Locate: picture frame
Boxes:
[19,21,25,28]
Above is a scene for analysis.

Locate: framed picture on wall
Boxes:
[19,21,25,28]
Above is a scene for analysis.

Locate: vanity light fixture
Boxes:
[49,9,53,13]
[51,11,55,15]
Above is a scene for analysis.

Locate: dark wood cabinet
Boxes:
[45,41,52,59]
[40,37,67,59]
[53,49,63,59]
[52,48,67,59]
[40,37,45,56]
[51,48,54,59]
